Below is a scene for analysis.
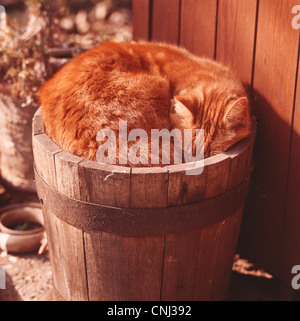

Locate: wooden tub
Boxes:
[32,108,255,301]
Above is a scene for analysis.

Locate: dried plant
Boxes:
[0,0,132,108]
[0,0,51,107]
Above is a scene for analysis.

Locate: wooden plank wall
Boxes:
[132,0,300,289]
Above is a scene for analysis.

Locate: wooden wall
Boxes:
[132,0,300,289]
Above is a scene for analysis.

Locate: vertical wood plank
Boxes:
[193,221,223,300]
[151,0,180,44]
[43,207,88,301]
[33,111,88,300]
[204,155,231,199]
[202,152,234,300]
[216,0,258,85]
[32,134,62,190]
[84,231,164,300]
[240,0,299,277]
[225,138,252,190]
[32,108,45,135]
[245,134,255,179]
[180,0,217,58]
[161,230,201,301]
[132,0,150,40]
[162,162,207,301]
[211,207,244,300]
[281,47,300,288]
[78,161,131,207]
[130,167,168,208]
[167,163,207,206]
[54,151,83,199]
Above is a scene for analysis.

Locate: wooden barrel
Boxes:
[32,107,255,301]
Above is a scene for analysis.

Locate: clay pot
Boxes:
[0,203,44,253]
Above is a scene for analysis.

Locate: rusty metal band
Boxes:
[34,168,249,237]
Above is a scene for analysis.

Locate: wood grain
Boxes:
[32,133,62,190]
[81,163,166,300]
[180,0,217,58]
[43,207,88,301]
[78,160,131,207]
[84,231,164,300]
[54,151,82,199]
[132,0,150,40]
[32,111,45,136]
[281,43,300,288]
[204,154,231,199]
[193,221,223,300]
[211,207,243,300]
[161,230,201,301]
[167,163,207,206]
[240,0,300,276]
[216,0,258,85]
[79,161,164,300]
[130,167,168,208]
[225,137,252,190]
[151,0,180,44]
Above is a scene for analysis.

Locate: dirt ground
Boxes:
[0,249,286,301]
[1,186,300,301]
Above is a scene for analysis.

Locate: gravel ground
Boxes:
[0,249,295,301]
[0,251,53,301]
[0,187,54,301]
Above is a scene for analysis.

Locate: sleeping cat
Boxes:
[40,41,252,166]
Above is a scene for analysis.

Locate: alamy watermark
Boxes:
[292,5,300,29]
[291,265,300,290]
[96,121,204,175]
[0,266,5,290]
[0,5,6,30]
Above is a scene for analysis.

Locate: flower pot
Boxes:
[0,203,44,253]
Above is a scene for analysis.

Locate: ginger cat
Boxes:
[40,41,252,166]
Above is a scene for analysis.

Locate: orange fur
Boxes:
[40,41,252,165]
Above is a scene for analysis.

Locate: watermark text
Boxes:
[0,5,6,30]
[0,266,5,290]
[292,5,300,29]
[96,121,204,175]
[291,265,300,290]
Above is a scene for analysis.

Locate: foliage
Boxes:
[0,0,132,108]
[0,0,49,107]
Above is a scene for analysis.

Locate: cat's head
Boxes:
[170,93,252,157]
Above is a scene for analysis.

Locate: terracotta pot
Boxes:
[0,203,44,253]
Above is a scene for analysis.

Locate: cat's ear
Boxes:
[170,95,196,129]
[174,95,197,116]
[223,97,249,125]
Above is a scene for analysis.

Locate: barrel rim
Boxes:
[33,107,256,173]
